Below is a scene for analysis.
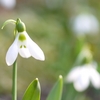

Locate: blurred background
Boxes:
[0,0,100,100]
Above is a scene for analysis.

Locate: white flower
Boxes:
[6,31,45,66]
[73,13,99,36]
[0,0,16,9]
[65,62,100,92]
[2,18,45,66]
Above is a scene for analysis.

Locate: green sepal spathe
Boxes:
[46,75,63,100]
[1,18,26,33]
[16,18,26,32]
[22,78,41,100]
[1,19,16,29]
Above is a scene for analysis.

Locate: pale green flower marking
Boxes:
[20,45,22,48]
[19,33,26,41]
[20,45,26,48]
[19,33,27,48]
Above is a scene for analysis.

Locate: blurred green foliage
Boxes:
[0,0,100,100]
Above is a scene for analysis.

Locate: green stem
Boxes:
[12,60,17,100]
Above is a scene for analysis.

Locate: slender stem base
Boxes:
[12,60,17,100]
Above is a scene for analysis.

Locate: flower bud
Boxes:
[16,18,26,32]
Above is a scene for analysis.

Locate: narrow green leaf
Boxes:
[22,78,41,100]
[1,19,16,29]
[46,75,63,100]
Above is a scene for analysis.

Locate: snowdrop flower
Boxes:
[0,0,16,9]
[65,62,100,92]
[73,13,99,36]
[4,18,45,66]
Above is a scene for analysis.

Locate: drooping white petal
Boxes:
[6,37,18,66]
[73,67,90,92]
[24,32,45,60]
[28,40,45,60]
[89,67,100,89]
[66,67,81,83]
[18,48,31,58]
[74,77,89,92]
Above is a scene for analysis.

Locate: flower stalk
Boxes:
[12,60,17,100]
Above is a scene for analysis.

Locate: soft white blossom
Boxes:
[73,13,99,36]
[6,31,45,66]
[65,62,100,92]
[0,0,16,9]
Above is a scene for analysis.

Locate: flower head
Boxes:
[65,62,100,92]
[2,18,45,66]
[72,13,99,36]
[0,0,16,9]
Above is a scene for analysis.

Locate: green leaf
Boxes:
[1,19,16,29]
[22,78,41,100]
[46,75,63,100]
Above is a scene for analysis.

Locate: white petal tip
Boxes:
[37,55,45,61]
[6,58,13,66]
[7,64,12,66]
[6,61,12,66]
[41,56,45,61]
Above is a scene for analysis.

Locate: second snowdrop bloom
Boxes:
[0,0,16,9]
[65,62,100,92]
[6,18,45,66]
[73,13,99,36]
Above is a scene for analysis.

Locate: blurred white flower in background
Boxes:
[73,13,99,36]
[0,0,16,9]
[65,62,100,92]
